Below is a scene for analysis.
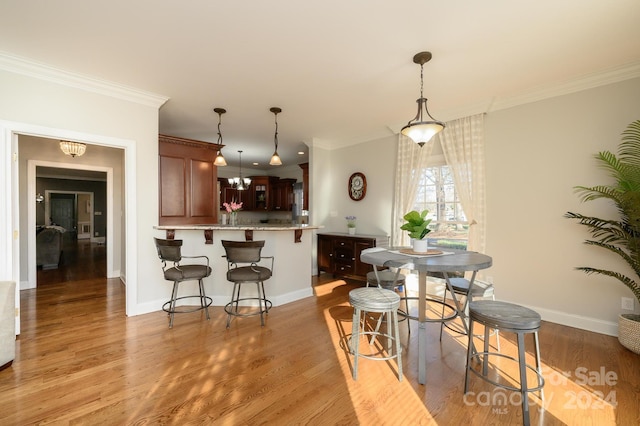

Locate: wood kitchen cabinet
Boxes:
[317,233,389,281]
[159,134,223,225]
[272,178,295,211]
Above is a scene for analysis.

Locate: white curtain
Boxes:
[391,134,435,247]
[392,114,486,253]
[439,114,486,253]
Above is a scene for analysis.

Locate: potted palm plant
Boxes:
[401,209,432,253]
[565,119,640,354]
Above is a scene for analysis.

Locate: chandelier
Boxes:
[269,107,283,166]
[213,107,228,166]
[59,140,87,157]
[400,51,445,146]
[228,150,251,190]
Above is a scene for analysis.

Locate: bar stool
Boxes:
[154,238,213,328]
[440,277,500,349]
[464,300,544,426]
[221,240,273,328]
[366,267,410,337]
[349,287,402,381]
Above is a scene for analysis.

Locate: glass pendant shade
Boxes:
[59,140,86,157]
[214,151,227,166]
[269,152,282,166]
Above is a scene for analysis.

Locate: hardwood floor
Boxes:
[3,244,640,425]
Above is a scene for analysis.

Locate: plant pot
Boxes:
[618,313,640,354]
[348,227,356,235]
[412,238,429,253]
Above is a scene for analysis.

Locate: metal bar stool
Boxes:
[366,267,410,339]
[440,277,500,349]
[349,287,402,381]
[154,238,213,328]
[464,300,544,426]
[221,240,273,328]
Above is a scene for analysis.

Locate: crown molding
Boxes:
[489,60,640,112]
[0,51,169,108]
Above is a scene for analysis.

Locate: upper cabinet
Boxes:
[159,134,222,225]
[219,175,297,212]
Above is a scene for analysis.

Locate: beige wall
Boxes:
[318,77,640,335]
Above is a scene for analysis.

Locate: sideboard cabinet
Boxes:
[317,233,389,281]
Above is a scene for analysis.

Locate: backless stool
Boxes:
[464,300,544,426]
[154,238,213,328]
[349,287,402,381]
[366,267,410,338]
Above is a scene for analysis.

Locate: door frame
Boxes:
[1,119,138,334]
[28,160,114,289]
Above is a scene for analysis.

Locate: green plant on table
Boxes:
[400,209,432,240]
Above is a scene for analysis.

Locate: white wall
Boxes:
[0,67,166,317]
[321,77,640,335]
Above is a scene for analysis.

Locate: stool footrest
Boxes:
[399,296,458,323]
[163,295,213,314]
[467,351,545,393]
[224,298,272,318]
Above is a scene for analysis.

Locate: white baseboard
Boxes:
[525,305,618,337]
[20,280,34,290]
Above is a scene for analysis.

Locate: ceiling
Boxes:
[1,1,640,170]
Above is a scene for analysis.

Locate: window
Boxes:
[412,165,469,250]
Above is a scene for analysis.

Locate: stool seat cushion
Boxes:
[164,265,212,281]
[449,278,495,297]
[469,300,541,330]
[349,287,400,311]
[227,265,272,283]
[366,270,406,289]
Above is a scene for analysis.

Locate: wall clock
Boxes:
[348,172,367,201]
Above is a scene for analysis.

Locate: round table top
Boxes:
[360,247,492,273]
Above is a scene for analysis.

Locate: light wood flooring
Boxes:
[2,242,640,425]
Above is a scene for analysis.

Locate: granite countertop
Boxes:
[154,224,321,231]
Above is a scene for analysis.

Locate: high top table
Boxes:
[360,247,493,385]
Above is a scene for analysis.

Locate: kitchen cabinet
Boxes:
[317,233,389,281]
[159,134,223,225]
[272,178,295,211]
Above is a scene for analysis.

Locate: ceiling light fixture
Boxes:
[401,51,445,147]
[59,140,87,157]
[269,107,283,166]
[228,150,251,191]
[213,107,227,166]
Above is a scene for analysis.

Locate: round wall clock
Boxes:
[348,172,367,201]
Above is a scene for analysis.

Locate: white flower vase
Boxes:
[348,227,356,235]
[412,238,429,253]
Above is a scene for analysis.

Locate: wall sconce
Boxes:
[59,140,87,157]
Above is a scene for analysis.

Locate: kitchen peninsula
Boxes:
[153,223,321,307]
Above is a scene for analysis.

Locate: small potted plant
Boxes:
[565,119,640,354]
[223,200,243,226]
[401,209,432,253]
[345,215,357,235]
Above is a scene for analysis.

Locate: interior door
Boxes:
[50,194,75,232]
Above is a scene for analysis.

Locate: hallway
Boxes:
[36,237,106,285]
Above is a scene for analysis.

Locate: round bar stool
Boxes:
[440,277,500,350]
[464,300,544,426]
[366,268,410,336]
[349,287,403,381]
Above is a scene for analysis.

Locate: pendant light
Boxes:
[59,140,87,157]
[269,107,283,166]
[213,107,227,166]
[400,51,445,147]
[228,150,251,190]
